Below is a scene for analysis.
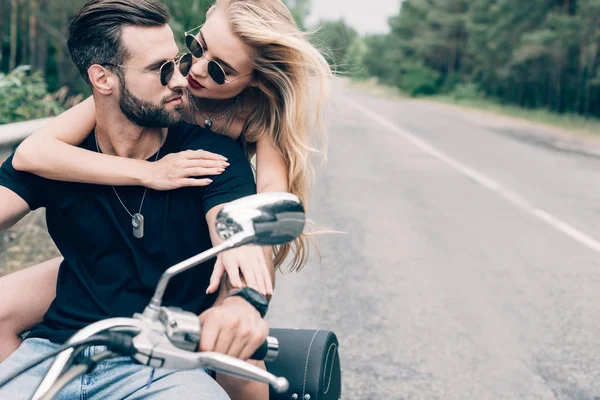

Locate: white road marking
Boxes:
[341,97,600,255]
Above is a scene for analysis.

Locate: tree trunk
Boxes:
[29,0,38,71]
[56,14,70,88]
[583,43,598,116]
[19,0,28,66]
[9,0,18,71]
[35,0,48,74]
[555,69,562,113]
[0,1,8,60]
[448,37,457,76]
[545,75,552,108]
[574,41,586,113]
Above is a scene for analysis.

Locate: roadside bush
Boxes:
[449,83,483,101]
[398,61,441,96]
[0,65,65,124]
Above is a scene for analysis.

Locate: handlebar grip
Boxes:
[250,336,279,362]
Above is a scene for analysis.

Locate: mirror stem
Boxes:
[143,233,253,319]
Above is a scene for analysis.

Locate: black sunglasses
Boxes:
[185,25,251,85]
[104,53,193,86]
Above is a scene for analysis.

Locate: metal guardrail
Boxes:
[0,118,53,149]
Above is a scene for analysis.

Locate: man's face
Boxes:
[116,25,188,127]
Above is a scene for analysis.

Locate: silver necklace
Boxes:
[188,90,240,129]
[94,130,160,239]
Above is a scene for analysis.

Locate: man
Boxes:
[0,0,271,398]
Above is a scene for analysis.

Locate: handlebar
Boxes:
[32,309,288,400]
[32,318,143,399]
[38,351,118,400]
[251,336,279,361]
[157,306,279,361]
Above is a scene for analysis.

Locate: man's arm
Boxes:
[203,204,273,400]
[199,267,271,400]
[201,286,270,400]
[0,186,31,231]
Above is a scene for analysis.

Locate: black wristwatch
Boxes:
[225,287,269,318]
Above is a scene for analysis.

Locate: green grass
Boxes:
[347,78,600,136]
[345,78,407,99]
[434,95,600,136]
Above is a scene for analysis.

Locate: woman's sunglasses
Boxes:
[104,53,193,86]
[185,25,251,85]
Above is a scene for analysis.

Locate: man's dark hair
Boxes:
[67,0,170,85]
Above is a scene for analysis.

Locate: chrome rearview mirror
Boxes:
[216,192,306,246]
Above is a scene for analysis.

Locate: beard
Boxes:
[119,80,184,128]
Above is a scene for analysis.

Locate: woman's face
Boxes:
[186,7,255,100]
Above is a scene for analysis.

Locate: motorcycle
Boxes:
[0,192,341,400]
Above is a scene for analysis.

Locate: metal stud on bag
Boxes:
[304,395,311,400]
[291,394,298,400]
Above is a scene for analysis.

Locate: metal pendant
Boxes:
[132,213,145,239]
[204,118,213,129]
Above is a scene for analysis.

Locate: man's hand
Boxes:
[206,245,273,297]
[198,295,268,361]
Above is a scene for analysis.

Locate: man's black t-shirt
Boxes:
[0,123,256,343]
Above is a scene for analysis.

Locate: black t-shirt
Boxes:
[0,123,256,343]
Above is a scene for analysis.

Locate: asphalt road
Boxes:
[267,81,600,400]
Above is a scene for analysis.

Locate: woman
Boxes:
[0,0,331,383]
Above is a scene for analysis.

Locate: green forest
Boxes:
[324,0,600,119]
[1,0,599,124]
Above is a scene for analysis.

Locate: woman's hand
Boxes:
[207,245,273,297]
[142,150,230,190]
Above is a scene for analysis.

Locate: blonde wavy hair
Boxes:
[207,0,332,272]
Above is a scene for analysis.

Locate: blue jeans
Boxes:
[0,338,231,399]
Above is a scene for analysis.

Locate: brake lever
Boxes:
[131,309,289,393]
[133,335,288,393]
[195,352,289,393]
